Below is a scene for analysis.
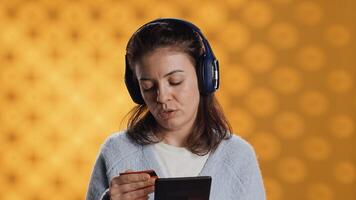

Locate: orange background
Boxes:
[0,0,355,199]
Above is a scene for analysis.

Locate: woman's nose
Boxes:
[156,86,171,104]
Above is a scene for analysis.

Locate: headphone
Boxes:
[125,18,219,105]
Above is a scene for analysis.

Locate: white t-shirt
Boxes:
[152,142,210,177]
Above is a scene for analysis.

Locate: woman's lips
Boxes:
[158,110,177,120]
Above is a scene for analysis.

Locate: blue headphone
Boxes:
[125,18,219,104]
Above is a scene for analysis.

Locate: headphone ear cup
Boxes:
[124,55,145,104]
[199,54,218,95]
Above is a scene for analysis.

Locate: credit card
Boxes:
[119,170,158,178]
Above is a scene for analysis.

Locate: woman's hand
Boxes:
[109,170,156,200]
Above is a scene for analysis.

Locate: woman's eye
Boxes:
[170,80,183,86]
[141,83,154,91]
[142,87,153,91]
[142,86,155,92]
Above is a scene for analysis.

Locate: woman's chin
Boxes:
[157,119,182,131]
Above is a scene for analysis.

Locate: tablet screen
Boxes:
[154,176,212,200]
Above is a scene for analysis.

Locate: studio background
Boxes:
[0,0,355,199]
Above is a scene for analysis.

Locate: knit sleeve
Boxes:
[235,144,266,200]
[85,150,110,200]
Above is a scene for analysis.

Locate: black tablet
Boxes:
[154,176,212,200]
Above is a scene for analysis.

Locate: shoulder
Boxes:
[100,130,142,162]
[220,134,256,155]
[214,134,265,198]
[217,134,258,168]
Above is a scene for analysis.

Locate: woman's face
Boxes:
[135,47,200,133]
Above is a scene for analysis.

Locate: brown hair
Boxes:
[125,19,232,155]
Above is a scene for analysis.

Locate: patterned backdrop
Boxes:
[0,0,355,199]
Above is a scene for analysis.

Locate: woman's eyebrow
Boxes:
[139,70,184,81]
[139,77,152,81]
[163,69,184,77]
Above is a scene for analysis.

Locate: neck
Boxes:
[156,125,193,147]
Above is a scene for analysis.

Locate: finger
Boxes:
[111,172,150,187]
[151,176,157,183]
[110,185,154,200]
[121,186,154,200]
[117,173,150,185]
[116,178,155,194]
[111,169,134,186]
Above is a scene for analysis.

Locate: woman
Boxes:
[86,18,265,200]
